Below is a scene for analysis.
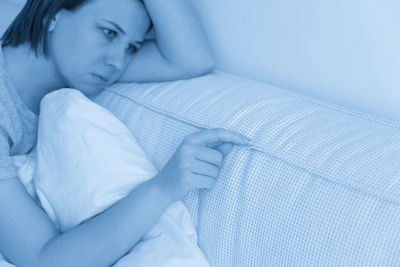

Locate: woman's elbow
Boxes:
[200,53,216,74]
[183,52,215,77]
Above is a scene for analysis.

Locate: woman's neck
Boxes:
[2,43,64,115]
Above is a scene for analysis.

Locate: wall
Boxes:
[0,0,25,36]
[191,0,400,122]
[2,0,399,121]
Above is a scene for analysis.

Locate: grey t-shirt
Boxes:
[0,43,38,181]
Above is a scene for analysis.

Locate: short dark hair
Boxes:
[1,0,90,56]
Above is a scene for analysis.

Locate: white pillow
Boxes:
[34,89,158,232]
[27,88,209,266]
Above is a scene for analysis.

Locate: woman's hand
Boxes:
[154,128,250,202]
[120,0,215,83]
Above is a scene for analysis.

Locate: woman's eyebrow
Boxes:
[103,19,126,34]
[102,19,144,46]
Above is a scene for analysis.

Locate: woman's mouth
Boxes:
[91,73,108,84]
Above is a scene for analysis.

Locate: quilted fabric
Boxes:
[93,71,400,266]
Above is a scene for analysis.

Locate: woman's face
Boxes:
[48,0,150,96]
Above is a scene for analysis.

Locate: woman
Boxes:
[0,0,249,266]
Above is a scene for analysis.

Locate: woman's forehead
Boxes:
[78,0,147,22]
[77,0,149,34]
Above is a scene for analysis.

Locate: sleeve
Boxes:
[0,128,18,181]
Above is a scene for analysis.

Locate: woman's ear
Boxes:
[48,13,61,32]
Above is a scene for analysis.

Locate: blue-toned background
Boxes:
[2,0,399,121]
[189,0,400,122]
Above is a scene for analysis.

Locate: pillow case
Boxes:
[34,89,157,231]
[28,88,209,267]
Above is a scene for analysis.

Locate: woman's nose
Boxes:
[104,48,125,72]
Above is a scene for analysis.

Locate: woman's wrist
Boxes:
[151,174,178,204]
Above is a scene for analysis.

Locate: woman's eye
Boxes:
[127,44,138,55]
[103,28,117,40]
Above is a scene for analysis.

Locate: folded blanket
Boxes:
[9,89,209,267]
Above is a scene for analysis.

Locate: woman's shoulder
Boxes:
[0,46,16,115]
[0,89,24,182]
[0,70,37,155]
[0,83,16,152]
[0,116,19,182]
[0,70,17,131]
[0,46,38,154]
[0,77,14,131]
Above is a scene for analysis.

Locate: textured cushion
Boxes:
[93,71,400,266]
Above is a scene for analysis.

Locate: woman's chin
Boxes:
[82,86,105,98]
[65,81,105,98]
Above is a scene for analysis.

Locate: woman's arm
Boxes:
[119,0,215,83]
[0,176,172,267]
[0,129,247,267]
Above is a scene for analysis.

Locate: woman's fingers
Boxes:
[156,128,251,201]
[190,159,220,178]
[190,173,217,189]
[192,143,233,165]
[214,142,234,157]
[184,128,250,147]
[193,145,224,167]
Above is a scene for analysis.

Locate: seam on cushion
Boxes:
[253,149,400,206]
[106,90,229,133]
[214,71,400,129]
[103,90,400,206]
